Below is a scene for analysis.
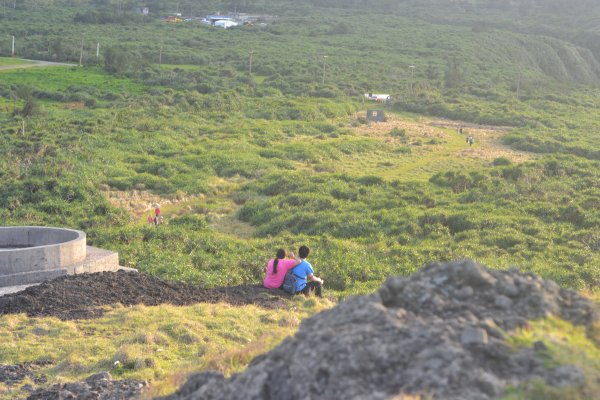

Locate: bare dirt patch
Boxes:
[354,113,450,141]
[353,113,535,164]
[0,271,291,320]
[101,177,255,238]
[102,188,201,220]
[63,102,85,110]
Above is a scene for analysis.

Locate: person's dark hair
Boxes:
[273,248,286,274]
[298,245,310,259]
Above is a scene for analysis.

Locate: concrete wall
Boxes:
[0,227,86,275]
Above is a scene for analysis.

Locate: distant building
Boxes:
[132,7,149,15]
[215,19,238,29]
[201,15,239,28]
[236,13,274,24]
[365,93,392,103]
[201,13,274,28]
[206,14,235,24]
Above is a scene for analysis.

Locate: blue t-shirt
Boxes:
[292,260,314,292]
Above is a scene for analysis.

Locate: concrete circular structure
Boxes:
[0,226,122,289]
[0,227,86,275]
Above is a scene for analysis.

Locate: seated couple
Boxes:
[263,245,324,297]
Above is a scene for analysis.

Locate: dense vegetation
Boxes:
[1,0,599,295]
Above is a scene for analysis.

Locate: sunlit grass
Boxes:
[0,57,33,67]
[0,66,144,94]
[0,297,333,399]
[503,317,600,400]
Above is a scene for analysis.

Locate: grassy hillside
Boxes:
[0,298,332,399]
[0,0,599,398]
[1,63,598,293]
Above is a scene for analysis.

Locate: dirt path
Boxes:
[346,113,535,180]
[0,284,36,297]
[103,177,255,238]
[103,188,200,221]
[0,59,76,71]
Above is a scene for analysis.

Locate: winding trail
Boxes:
[347,113,536,181]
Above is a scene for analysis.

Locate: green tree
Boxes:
[444,56,464,89]
[103,46,143,74]
[49,38,64,60]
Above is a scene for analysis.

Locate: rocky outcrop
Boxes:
[26,372,148,400]
[0,362,48,387]
[161,260,598,400]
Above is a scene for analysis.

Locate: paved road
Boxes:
[0,59,77,71]
[0,283,36,296]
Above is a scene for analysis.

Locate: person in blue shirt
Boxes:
[292,245,323,297]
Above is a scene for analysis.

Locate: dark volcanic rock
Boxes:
[160,260,598,400]
[0,271,291,320]
[27,371,148,400]
[0,363,47,386]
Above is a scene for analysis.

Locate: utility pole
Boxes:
[96,42,100,59]
[79,35,84,66]
[409,65,415,94]
[249,50,253,74]
[322,55,328,85]
[159,42,163,65]
[11,35,15,57]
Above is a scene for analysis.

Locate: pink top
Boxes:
[263,258,298,289]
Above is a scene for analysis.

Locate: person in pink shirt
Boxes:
[263,249,301,289]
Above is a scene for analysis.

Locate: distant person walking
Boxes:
[263,249,301,289]
[467,135,474,146]
[155,206,161,218]
[147,215,153,225]
[292,245,323,297]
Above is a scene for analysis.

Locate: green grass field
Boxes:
[504,316,600,399]
[0,57,33,67]
[0,298,331,399]
[0,66,144,94]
